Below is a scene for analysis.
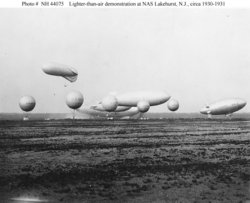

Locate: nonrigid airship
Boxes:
[91,103,131,112]
[101,91,172,113]
[42,62,78,82]
[200,98,247,117]
[77,107,140,119]
[77,90,179,119]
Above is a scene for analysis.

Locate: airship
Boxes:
[101,91,171,113]
[42,62,78,82]
[77,107,140,119]
[78,91,178,119]
[200,98,247,117]
[90,103,131,112]
[10,197,48,202]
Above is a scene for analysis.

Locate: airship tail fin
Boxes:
[63,75,78,82]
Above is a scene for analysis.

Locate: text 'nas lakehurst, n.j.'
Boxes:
[21,0,226,7]
[67,1,226,7]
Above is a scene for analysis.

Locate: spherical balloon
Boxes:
[66,91,84,109]
[167,99,179,111]
[19,96,36,112]
[102,95,118,112]
[137,101,150,113]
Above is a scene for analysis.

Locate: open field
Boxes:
[0,118,250,202]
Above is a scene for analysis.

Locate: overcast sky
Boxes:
[0,8,249,113]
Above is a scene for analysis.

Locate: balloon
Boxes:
[101,95,118,112]
[19,96,36,112]
[168,99,179,111]
[137,101,150,113]
[66,91,84,109]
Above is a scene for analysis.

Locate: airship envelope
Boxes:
[42,62,78,82]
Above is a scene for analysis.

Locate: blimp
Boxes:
[101,91,171,113]
[42,62,78,82]
[200,98,247,117]
[77,90,179,119]
[77,107,140,119]
[90,103,131,112]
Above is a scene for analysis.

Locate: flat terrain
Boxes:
[0,118,250,202]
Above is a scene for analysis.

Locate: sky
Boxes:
[0,8,250,113]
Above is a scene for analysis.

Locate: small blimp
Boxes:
[200,98,247,117]
[10,197,48,202]
[42,62,78,82]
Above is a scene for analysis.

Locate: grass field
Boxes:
[0,118,250,202]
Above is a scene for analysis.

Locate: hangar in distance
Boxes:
[200,98,247,117]
[42,62,78,82]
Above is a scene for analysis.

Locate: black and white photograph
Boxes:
[0,2,250,202]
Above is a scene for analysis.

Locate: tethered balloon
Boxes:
[66,91,84,119]
[19,96,36,121]
[167,99,179,111]
[19,96,36,112]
